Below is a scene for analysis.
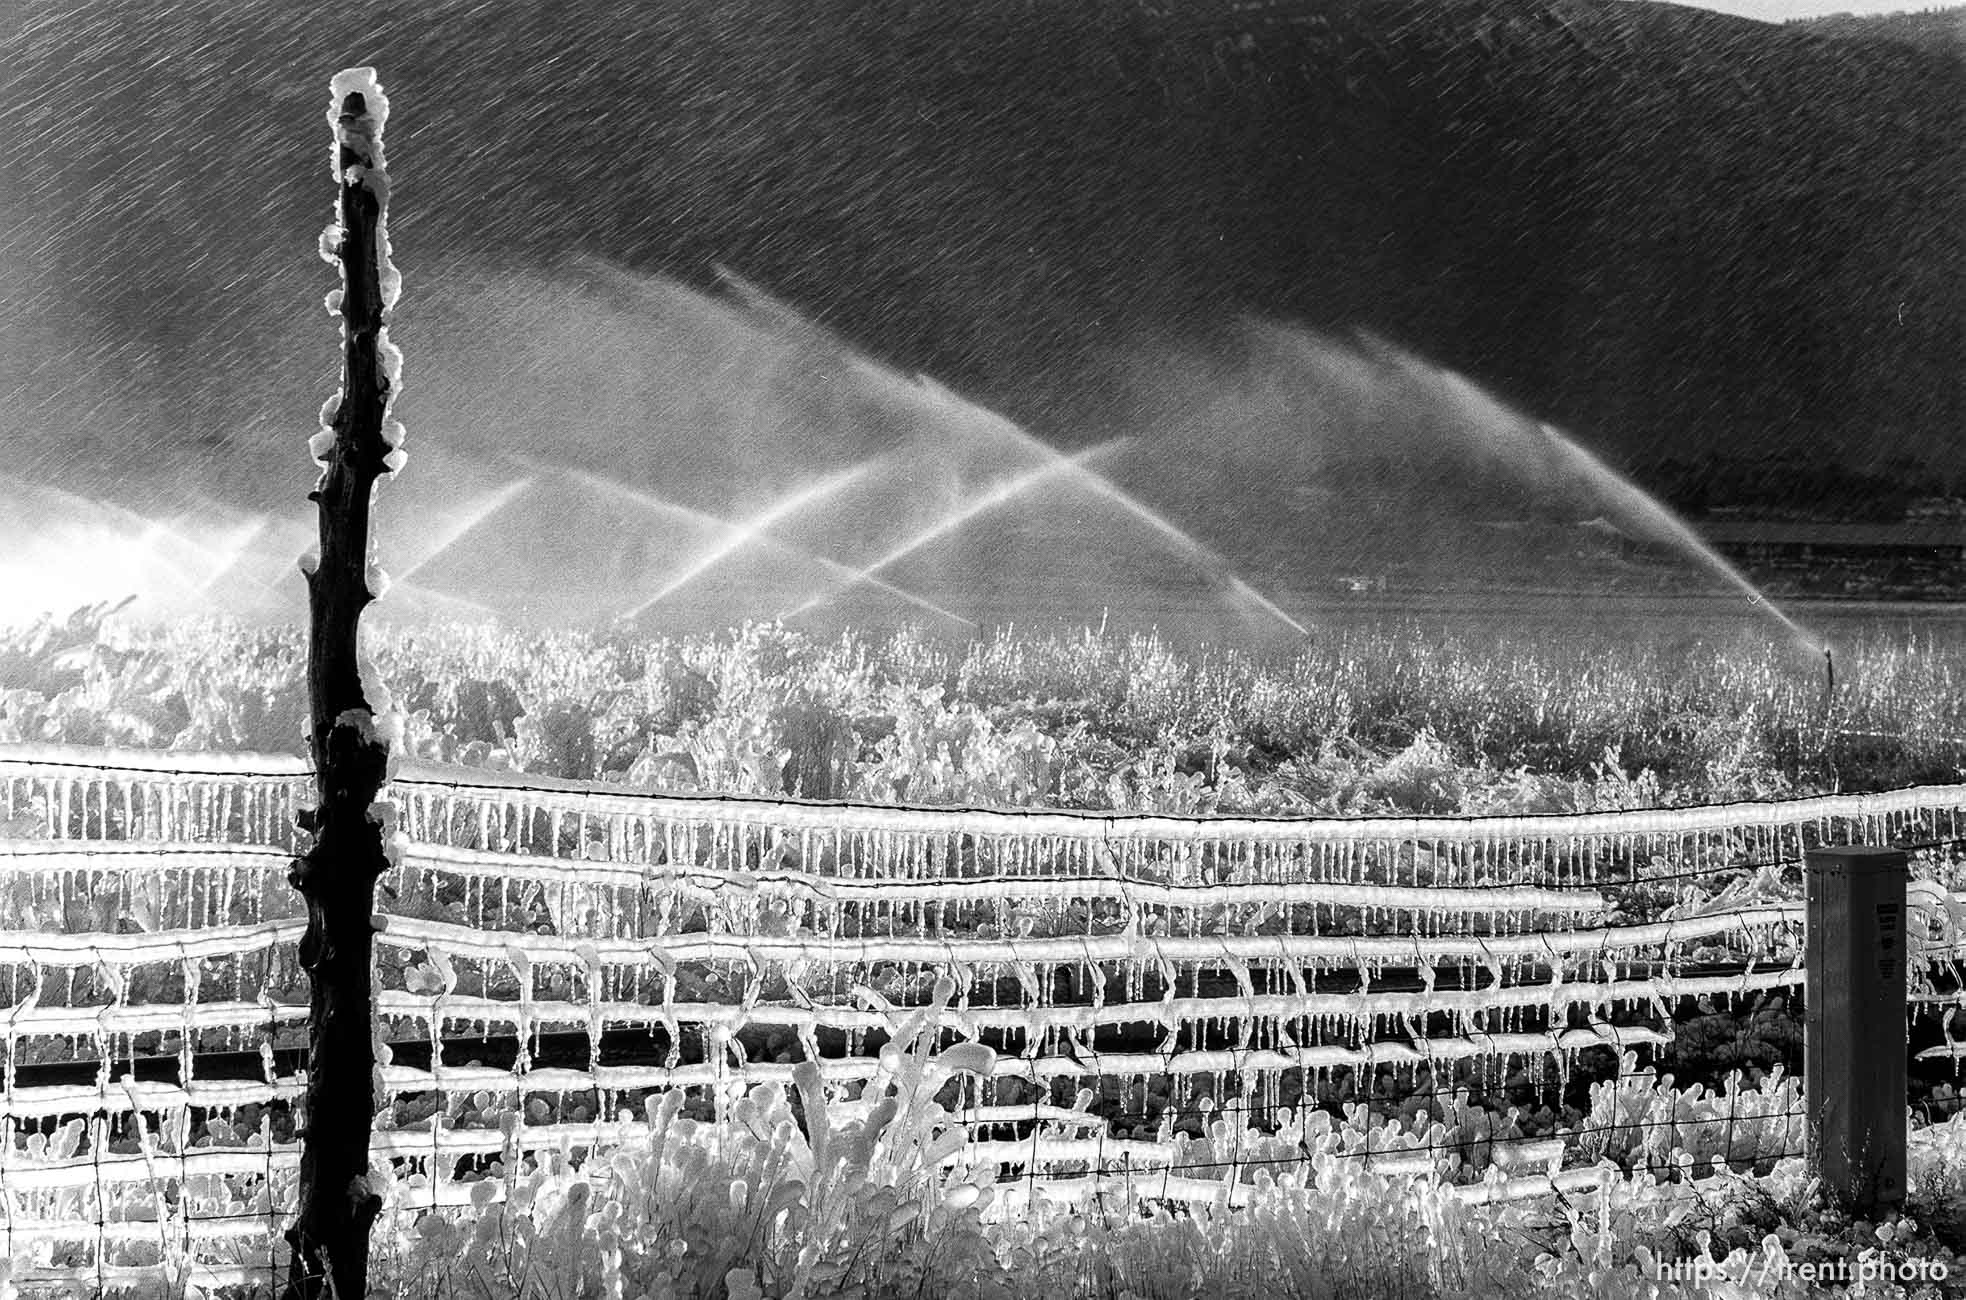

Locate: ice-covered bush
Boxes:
[16,611,1966,812]
[370,978,1011,1300]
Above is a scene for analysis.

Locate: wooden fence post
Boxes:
[1804,844,1908,1213]
[285,67,402,1300]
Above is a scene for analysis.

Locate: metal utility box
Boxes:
[1804,845,1909,1212]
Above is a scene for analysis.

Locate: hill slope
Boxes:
[2,0,1958,518]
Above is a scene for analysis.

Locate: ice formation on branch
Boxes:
[308,63,407,519]
[328,66,390,189]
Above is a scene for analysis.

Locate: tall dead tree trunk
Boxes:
[285,66,402,1300]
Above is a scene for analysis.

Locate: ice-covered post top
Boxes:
[285,64,406,1300]
[305,64,407,770]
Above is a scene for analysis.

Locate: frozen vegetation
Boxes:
[5,608,1964,813]
[6,609,1966,1296]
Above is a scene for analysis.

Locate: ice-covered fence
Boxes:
[378,758,1966,1101]
[388,761,1966,891]
[2,743,1965,1288]
[0,744,311,845]
[0,749,312,1290]
[0,840,307,1281]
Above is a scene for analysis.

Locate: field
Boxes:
[356,1034,1966,1300]
[7,605,1966,814]
[7,607,1966,1298]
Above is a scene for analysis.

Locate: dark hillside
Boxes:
[2,0,1958,512]
[1106,0,1961,471]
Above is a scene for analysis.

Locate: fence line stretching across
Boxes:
[1,744,1964,1289]
[10,744,1966,884]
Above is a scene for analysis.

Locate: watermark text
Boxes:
[1654,1255,1950,1287]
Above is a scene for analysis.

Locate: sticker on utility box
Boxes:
[1876,901,1902,983]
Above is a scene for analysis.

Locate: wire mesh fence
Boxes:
[2,744,1963,1290]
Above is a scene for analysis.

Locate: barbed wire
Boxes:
[0,756,312,780]
[976,1132,1815,1183]
[9,823,1951,913]
[11,767,1965,913]
[962,1103,1813,1154]
[11,747,1966,834]
[1005,1147,1819,1220]
[386,768,1966,825]
[10,949,1960,1098]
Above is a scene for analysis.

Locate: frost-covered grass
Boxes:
[347,1000,1966,1300]
[6,608,1966,815]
